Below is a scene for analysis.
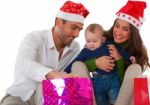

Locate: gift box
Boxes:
[42,78,93,105]
[143,69,150,100]
[134,78,150,105]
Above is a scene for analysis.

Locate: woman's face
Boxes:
[113,19,131,44]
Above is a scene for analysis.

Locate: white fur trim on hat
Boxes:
[56,10,84,24]
[116,13,143,30]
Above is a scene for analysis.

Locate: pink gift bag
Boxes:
[42,78,93,105]
[134,78,150,105]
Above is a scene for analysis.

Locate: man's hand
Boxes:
[46,71,79,79]
[95,56,115,72]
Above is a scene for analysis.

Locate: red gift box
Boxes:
[42,78,93,105]
[134,78,150,105]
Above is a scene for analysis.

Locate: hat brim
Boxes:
[56,10,84,24]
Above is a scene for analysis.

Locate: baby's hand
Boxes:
[130,56,136,64]
[107,44,121,60]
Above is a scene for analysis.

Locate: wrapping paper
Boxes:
[42,78,93,105]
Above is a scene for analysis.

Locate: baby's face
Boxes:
[85,31,104,51]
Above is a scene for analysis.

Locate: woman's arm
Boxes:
[84,56,115,72]
[116,58,125,82]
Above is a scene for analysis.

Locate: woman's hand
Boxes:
[108,44,121,60]
[130,56,136,64]
[95,56,115,72]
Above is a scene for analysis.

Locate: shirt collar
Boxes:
[118,41,129,48]
[47,28,55,49]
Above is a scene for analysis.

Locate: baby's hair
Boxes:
[85,23,104,35]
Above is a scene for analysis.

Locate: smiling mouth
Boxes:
[115,35,123,40]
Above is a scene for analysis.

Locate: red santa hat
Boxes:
[56,1,89,24]
[116,0,147,30]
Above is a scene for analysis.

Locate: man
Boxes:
[0,1,89,105]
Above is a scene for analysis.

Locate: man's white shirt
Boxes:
[6,29,80,101]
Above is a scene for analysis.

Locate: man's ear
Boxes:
[55,18,63,28]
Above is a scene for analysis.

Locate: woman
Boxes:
[71,1,150,105]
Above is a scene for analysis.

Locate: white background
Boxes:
[0,0,150,99]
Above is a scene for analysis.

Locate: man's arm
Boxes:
[64,48,90,73]
[15,32,52,82]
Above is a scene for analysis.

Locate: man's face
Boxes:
[58,20,83,46]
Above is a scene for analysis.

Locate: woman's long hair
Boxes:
[105,19,150,70]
